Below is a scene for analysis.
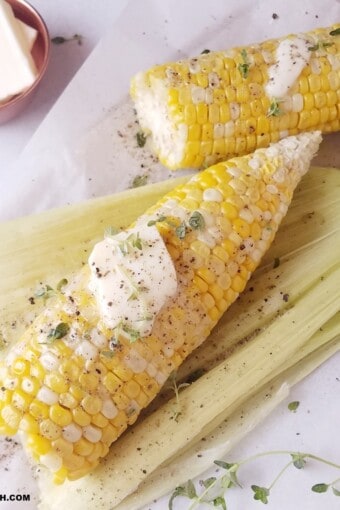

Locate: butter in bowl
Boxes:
[0,0,50,123]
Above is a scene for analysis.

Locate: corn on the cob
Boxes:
[131,25,340,170]
[0,132,321,483]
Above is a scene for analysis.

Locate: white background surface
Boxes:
[0,1,339,509]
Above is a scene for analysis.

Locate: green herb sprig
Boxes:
[267,98,283,117]
[168,450,340,509]
[131,174,148,188]
[330,28,340,36]
[168,372,190,422]
[238,49,251,79]
[136,131,147,148]
[308,41,334,51]
[45,322,70,343]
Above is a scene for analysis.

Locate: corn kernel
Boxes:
[29,399,49,420]
[101,423,119,445]
[111,392,130,410]
[208,283,224,301]
[20,414,39,434]
[12,389,32,411]
[197,268,216,285]
[113,410,128,433]
[59,392,78,409]
[45,373,68,394]
[50,404,72,427]
[1,404,22,429]
[21,376,40,396]
[74,437,94,457]
[63,453,85,471]
[40,419,61,440]
[202,292,215,310]
[12,358,29,376]
[193,275,209,293]
[79,373,99,391]
[208,306,220,321]
[52,437,74,457]
[91,413,109,428]
[81,395,102,415]
[135,390,149,408]
[232,274,246,293]
[26,434,51,455]
[72,406,91,427]
[123,380,141,399]
[86,442,103,463]
[59,360,80,382]
[69,384,85,401]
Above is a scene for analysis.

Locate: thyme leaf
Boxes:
[51,34,83,45]
[131,174,148,188]
[238,49,250,78]
[267,98,283,117]
[330,28,340,36]
[46,322,70,342]
[136,131,147,147]
[308,41,334,51]
[201,49,211,54]
[288,400,300,412]
[188,211,205,230]
[175,222,187,240]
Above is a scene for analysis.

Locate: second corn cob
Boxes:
[131,25,340,169]
[0,132,321,483]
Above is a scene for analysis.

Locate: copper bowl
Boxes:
[0,0,50,124]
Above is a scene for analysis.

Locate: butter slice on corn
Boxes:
[0,132,321,483]
[131,25,339,169]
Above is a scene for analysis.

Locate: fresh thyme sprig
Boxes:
[238,49,251,79]
[267,98,283,117]
[168,450,340,509]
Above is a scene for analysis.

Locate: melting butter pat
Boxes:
[0,0,38,104]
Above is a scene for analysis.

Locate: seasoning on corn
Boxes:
[0,132,321,483]
[130,25,339,170]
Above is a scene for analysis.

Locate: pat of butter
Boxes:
[18,19,38,51]
[0,0,38,104]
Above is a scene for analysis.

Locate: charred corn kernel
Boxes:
[0,131,321,483]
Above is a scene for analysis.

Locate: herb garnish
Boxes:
[168,451,340,508]
[267,98,282,117]
[56,278,68,291]
[330,28,340,36]
[201,49,211,54]
[35,284,55,301]
[188,211,205,231]
[175,222,187,240]
[104,226,120,237]
[288,400,300,412]
[51,34,83,45]
[147,215,167,227]
[136,131,147,148]
[238,49,250,79]
[121,324,140,343]
[308,41,334,51]
[46,322,70,343]
[131,174,148,188]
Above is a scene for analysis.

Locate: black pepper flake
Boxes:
[283,293,289,302]
[272,12,279,19]
[28,296,35,305]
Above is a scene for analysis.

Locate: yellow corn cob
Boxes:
[131,25,340,169]
[0,132,321,483]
